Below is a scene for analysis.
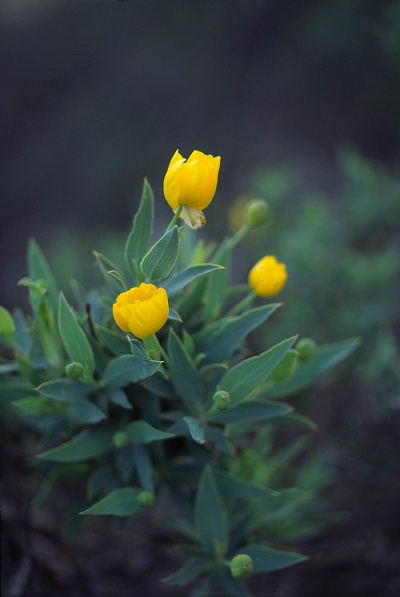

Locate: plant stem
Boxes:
[166,205,183,231]
[225,291,256,316]
[227,223,250,249]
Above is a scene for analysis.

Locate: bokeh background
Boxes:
[1,1,400,596]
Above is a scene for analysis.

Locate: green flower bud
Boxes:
[113,431,130,449]
[244,199,269,227]
[230,554,253,580]
[272,349,298,382]
[65,361,84,379]
[137,491,155,508]
[212,390,230,410]
[296,337,317,361]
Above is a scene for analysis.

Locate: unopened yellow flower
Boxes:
[112,283,169,340]
[248,255,287,297]
[163,149,221,229]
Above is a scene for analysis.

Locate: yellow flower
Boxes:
[248,255,287,297]
[112,283,169,340]
[163,149,221,229]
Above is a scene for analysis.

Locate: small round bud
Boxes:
[65,362,84,379]
[137,491,155,508]
[244,199,269,227]
[272,349,298,382]
[212,391,230,410]
[296,338,317,361]
[230,554,253,580]
[113,431,130,449]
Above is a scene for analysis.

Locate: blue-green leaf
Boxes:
[203,239,230,322]
[195,304,281,364]
[37,426,113,462]
[108,388,132,409]
[266,338,361,399]
[101,354,161,388]
[161,264,224,296]
[58,293,95,375]
[194,464,228,552]
[28,239,59,313]
[234,544,306,572]
[168,329,203,414]
[36,379,94,402]
[80,487,141,516]
[219,337,296,405]
[163,557,211,586]
[125,420,174,443]
[13,308,32,356]
[141,226,179,281]
[183,416,206,444]
[96,325,130,355]
[214,470,276,498]
[0,306,16,347]
[124,179,154,278]
[69,399,106,424]
[209,399,291,424]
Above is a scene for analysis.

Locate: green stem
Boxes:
[166,205,183,231]
[227,223,250,249]
[225,291,256,316]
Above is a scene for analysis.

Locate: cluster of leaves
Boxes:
[0,181,358,596]
[246,149,400,415]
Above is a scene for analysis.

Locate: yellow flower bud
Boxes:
[112,283,169,340]
[248,255,287,298]
[163,149,221,229]
[230,554,253,580]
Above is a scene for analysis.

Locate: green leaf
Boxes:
[132,443,154,491]
[0,306,16,346]
[168,330,203,414]
[161,264,224,296]
[58,293,95,376]
[37,426,113,462]
[101,354,161,388]
[203,239,230,322]
[219,337,296,405]
[265,338,361,399]
[69,400,106,424]
[28,239,59,313]
[92,252,126,292]
[0,381,36,403]
[108,388,132,409]
[213,470,276,498]
[36,379,94,402]
[268,413,318,431]
[194,464,228,552]
[206,426,234,454]
[195,304,281,364]
[80,487,141,516]
[209,399,291,424]
[13,308,32,356]
[235,544,306,572]
[12,396,65,416]
[141,226,179,281]
[163,557,210,586]
[183,416,206,444]
[125,420,173,443]
[124,179,154,278]
[96,325,130,355]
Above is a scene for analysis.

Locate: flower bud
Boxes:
[65,361,84,379]
[212,390,230,410]
[113,431,130,449]
[248,255,287,298]
[137,491,155,508]
[272,349,298,382]
[112,283,169,340]
[296,337,317,361]
[244,199,269,227]
[230,554,253,580]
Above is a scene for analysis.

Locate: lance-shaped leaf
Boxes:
[0,306,16,347]
[161,263,224,296]
[209,399,291,424]
[58,293,95,375]
[266,338,361,399]
[219,337,296,405]
[80,487,141,516]
[168,329,203,413]
[213,470,276,498]
[163,557,211,586]
[101,354,160,388]
[132,444,154,491]
[36,379,95,401]
[69,400,106,424]
[233,544,306,572]
[37,426,113,462]
[93,251,126,292]
[195,304,281,364]
[203,239,230,322]
[125,420,174,443]
[124,179,154,278]
[183,416,206,444]
[194,465,228,552]
[141,226,179,281]
[28,239,59,313]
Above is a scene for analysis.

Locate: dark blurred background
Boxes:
[1,2,400,596]
[1,0,399,308]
